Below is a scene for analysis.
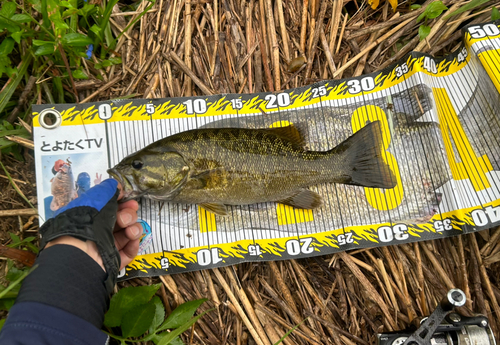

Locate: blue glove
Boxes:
[39,179,121,294]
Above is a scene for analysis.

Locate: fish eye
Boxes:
[132,160,143,170]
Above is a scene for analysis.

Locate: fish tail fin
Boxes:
[329,121,397,189]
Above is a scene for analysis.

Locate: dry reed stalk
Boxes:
[0,209,38,217]
[333,16,414,79]
[213,268,266,345]
[339,252,397,330]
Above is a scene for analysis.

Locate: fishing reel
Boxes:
[377,289,496,345]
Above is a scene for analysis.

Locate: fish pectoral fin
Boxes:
[190,169,222,189]
[277,189,322,209]
[200,202,228,216]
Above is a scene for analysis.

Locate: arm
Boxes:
[0,179,142,345]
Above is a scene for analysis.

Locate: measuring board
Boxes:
[33,20,500,280]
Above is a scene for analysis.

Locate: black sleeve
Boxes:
[15,244,109,328]
[0,245,111,344]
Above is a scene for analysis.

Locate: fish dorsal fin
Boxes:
[266,124,306,148]
[200,203,228,216]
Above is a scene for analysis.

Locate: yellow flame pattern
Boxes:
[122,197,500,278]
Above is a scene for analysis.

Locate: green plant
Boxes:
[417,1,449,41]
[7,232,38,254]
[0,0,122,105]
[0,120,30,161]
[0,260,34,331]
[444,0,490,19]
[103,284,211,344]
[491,7,500,20]
[0,0,154,160]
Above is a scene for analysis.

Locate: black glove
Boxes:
[39,179,121,294]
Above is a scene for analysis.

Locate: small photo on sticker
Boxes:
[41,152,106,220]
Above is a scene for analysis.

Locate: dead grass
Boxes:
[2,0,500,343]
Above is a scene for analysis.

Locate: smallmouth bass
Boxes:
[51,163,77,211]
[108,121,396,216]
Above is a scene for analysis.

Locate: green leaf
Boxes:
[2,120,14,130]
[148,296,165,334]
[0,299,16,311]
[419,25,431,41]
[41,0,49,28]
[99,0,119,33]
[10,14,32,23]
[444,0,489,19]
[61,33,93,47]
[59,1,73,9]
[104,284,161,328]
[492,7,500,21]
[410,4,421,10]
[9,232,20,243]
[11,31,22,44]
[108,57,122,65]
[101,59,113,67]
[27,0,42,12]
[0,51,29,111]
[158,298,207,331]
[416,12,426,23]
[33,39,54,46]
[0,17,20,33]
[169,337,185,345]
[6,265,27,282]
[0,2,17,19]
[34,44,55,56]
[53,19,69,30]
[89,24,101,36]
[27,242,39,254]
[150,335,184,345]
[9,236,37,247]
[424,1,448,19]
[0,38,15,57]
[417,1,448,22]
[0,318,6,332]
[79,3,95,16]
[72,69,88,79]
[0,265,35,300]
[157,309,212,345]
[62,8,78,17]
[150,334,163,345]
[7,145,24,161]
[121,301,156,338]
[273,318,308,345]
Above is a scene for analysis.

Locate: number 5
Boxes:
[146,104,155,114]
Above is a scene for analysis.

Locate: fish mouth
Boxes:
[107,168,144,201]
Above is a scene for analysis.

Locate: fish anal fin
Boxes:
[200,202,228,216]
[277,189,322,209]
[267,124,306,147]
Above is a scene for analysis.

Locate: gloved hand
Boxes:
[39,179,140,294]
